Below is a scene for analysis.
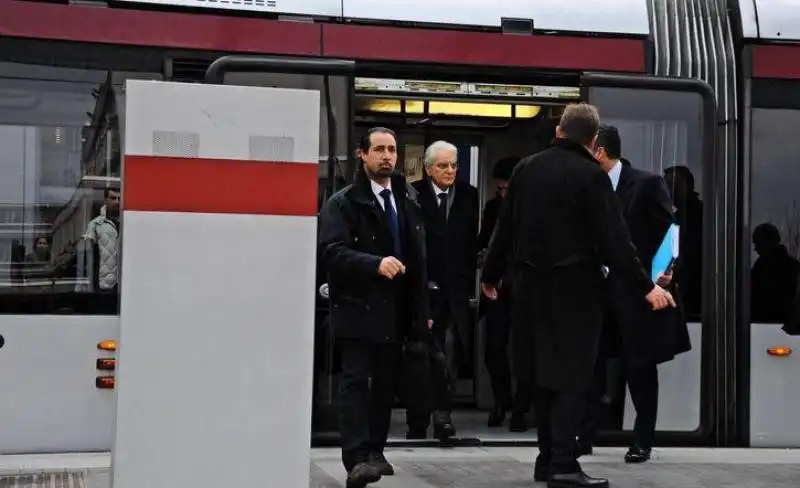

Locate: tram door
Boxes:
[206,57,355,443]
[580,73,716,445]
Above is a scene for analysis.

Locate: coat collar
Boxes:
[347,166,418,208]
[615,162,636,209]
[549,138,601,166]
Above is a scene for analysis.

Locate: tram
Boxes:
[0,0,798,453]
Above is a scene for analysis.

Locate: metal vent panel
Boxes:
[249,135,296,162]
[113,0,343,16]
[194,0,277,6]
[0,473,86,488]
[152,131,200,157]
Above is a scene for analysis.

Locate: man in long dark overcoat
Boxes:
[481,104,675,488]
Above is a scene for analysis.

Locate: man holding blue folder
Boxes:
[578,125,692,463]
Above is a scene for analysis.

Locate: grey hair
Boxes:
[423,140,458,168]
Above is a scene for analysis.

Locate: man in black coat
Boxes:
[407,140,479,440]
[479,157,534,431]
[578,124,692,463]
[318,127,430,488]
[481,104,676,488]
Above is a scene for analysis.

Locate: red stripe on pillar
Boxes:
[124,155,319,216]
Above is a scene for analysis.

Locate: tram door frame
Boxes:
[580,72,719,446]
[203,56,356,442]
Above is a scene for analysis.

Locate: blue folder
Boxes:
[651,224,679,282]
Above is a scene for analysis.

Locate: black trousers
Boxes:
[580,357,659,449]
[533,385,586,474]
[339,340,400,472]
[627,362,659,448]
[484,295,534,416]
[484,295,512,407]
[406,297,456,431]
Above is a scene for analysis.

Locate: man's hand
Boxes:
[378,257,406,279]
[481,282,499,300]
[427,319,434,329]
[655,269,673,287]
[645,284,677,310]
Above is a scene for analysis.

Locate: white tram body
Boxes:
[0,0,798,454]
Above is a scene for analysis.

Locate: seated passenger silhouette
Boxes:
[751,222,800,323]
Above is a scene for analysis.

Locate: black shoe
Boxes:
[433,422,456,440]
[547,471,609,488]
[509,413,529,432]
[346,462,381,488]
[488,404,507,427]
[368,453,395,476]
[624,445,651,463]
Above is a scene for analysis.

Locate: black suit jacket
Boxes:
[608,163,692,364]
[412,178,479,289]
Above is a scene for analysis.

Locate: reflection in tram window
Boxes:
[750,109,800,327]
[0,64,120,315]
[750,223,800,323]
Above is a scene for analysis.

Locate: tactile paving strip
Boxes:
[0,472,85,488]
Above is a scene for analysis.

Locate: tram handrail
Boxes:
[204,55,355,84]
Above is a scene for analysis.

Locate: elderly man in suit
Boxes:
[407,140,479,441]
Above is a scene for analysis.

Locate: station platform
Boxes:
[2,446,799,488]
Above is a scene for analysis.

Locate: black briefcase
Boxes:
[396,340,435,412]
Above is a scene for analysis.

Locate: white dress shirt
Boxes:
[431,181,451,218]
[608,159,622,191]
[371,179,397,212]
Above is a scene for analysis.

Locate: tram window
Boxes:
[0,63,120,315]
[590,87,705,321]
[750,109,800,327]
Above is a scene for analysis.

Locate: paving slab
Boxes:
[1,447,799,488]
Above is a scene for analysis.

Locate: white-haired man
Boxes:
[408,140,479,441]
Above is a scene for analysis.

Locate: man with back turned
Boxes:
[481,104,675,488]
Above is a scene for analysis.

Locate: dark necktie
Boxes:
[380,188,402,257]
[438,192,448,224]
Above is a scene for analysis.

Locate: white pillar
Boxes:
[112,80,320,488]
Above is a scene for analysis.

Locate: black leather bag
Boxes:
[396,340,434,412]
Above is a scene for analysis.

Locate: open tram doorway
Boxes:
[350,78,577,443]
[207,60,712,448]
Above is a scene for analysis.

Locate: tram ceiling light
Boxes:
[97,340,117,352]
[359,99,541,119]
[767,346,792,357]
[95,376,115,389]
